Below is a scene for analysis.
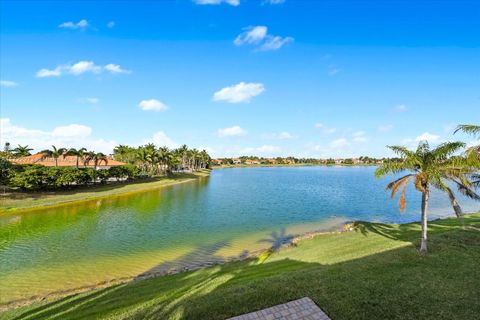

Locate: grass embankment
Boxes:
[0,170,210,213]
[3,213,479,320]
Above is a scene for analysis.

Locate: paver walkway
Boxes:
[227,297,331,320]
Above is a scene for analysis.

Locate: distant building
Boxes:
[245,159,261,165]
[232,158,242,165]
[10,153,125,169]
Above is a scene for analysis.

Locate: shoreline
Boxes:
[211,164,378,169]
[0,170,210,214]
[0,221,352,311]
[2,213,474,312]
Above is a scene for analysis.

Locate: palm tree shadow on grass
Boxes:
[257,227,295,252]
[8,224,480,320]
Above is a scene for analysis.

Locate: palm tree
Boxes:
[375,141,479,254]
[40,145,67,166]
[64,147,87,168]
[84,152,108,170]
[12,145,33,157]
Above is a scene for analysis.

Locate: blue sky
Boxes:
[1,0,479,158]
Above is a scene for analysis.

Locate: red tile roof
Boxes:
[10,153,125,168]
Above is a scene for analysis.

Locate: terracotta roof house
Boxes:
[10,153,125,169]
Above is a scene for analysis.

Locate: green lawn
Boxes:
[2,213,479,320]
[0,170,210,213]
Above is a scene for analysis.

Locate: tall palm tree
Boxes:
[64,147,87,168]
[375,141,479,254]
[84,152,108,170]
[40,145,66,167]
[12,145,33,157]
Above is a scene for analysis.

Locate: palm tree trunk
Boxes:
[420,191,429,254]
[55,157,58,167]
[76,156,79,168]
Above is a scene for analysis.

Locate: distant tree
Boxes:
[64,147,87,168]
[12,145,33,157]
[41,145,67,167]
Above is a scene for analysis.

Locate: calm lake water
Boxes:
[0,166,478,304]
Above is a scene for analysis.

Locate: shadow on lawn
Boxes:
[8,219,480,320]
[257,227,295,251]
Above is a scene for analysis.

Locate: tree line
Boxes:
[0,143,211,191]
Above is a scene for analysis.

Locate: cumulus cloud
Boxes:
[59,19,89,30]
[217,126,247,137]
[104,63,131,74]
[259,35,294,51]
[415,132,440,143]
[69,61,102,75]
[401,132,442,147]
[234,26,268,46]
[352,131,367,143]
[315,123,336,134]
[213,82,265,103]
[138,99,168,112]
[36,61,131,78]
[145,131,178,149]
[0,80,18,87]
[234,26,293,51]
[265,131,295,140]
[193,0,239,5]
[263,0,285,4]
[78,97,99,104]
[330,138,349,148]
[0,118,116,153]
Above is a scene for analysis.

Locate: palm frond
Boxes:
[431,142,466,160]
[386,174,413,199]
[454,124,480,137]
[452,180,480,200]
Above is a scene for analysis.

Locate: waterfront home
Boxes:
[10,153,125,169]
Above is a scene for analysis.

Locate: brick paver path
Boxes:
[227,297,331,320]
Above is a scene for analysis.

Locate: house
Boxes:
[10,153,125,169]
[232,158,242,165]
[245,159,261,165]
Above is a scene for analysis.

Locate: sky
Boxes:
[0,0,479,158]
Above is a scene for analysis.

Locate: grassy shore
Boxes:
[212,163,376,169]
[2,213,479,320]
[0,170,210,213]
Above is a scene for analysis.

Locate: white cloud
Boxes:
[234,26,268,46]
[138,99,168,112]
[193,0,239,5]
[213,82,265,103]
[217,126,247,137]
[52,124,92,138]
[147,131,178,149]
[415,132,440,143]
[315,123,336,134]
[352,131,367,143]
[59,19,89,30]
[330,138,349,148]
[0,118,116,153]
[78,97,99,104]
[104,63,131,74]
[36,61,131,78]
[263,0,285,4]
[265,131,295,140]
[234,26,293,51]
[68,61,102,75]
[107,21,115,28]
[36,66,62,78]
[0,80,18,87]
[259,35,294,51]
[394,104,407,112]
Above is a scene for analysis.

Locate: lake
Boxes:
[0,166,478,304]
